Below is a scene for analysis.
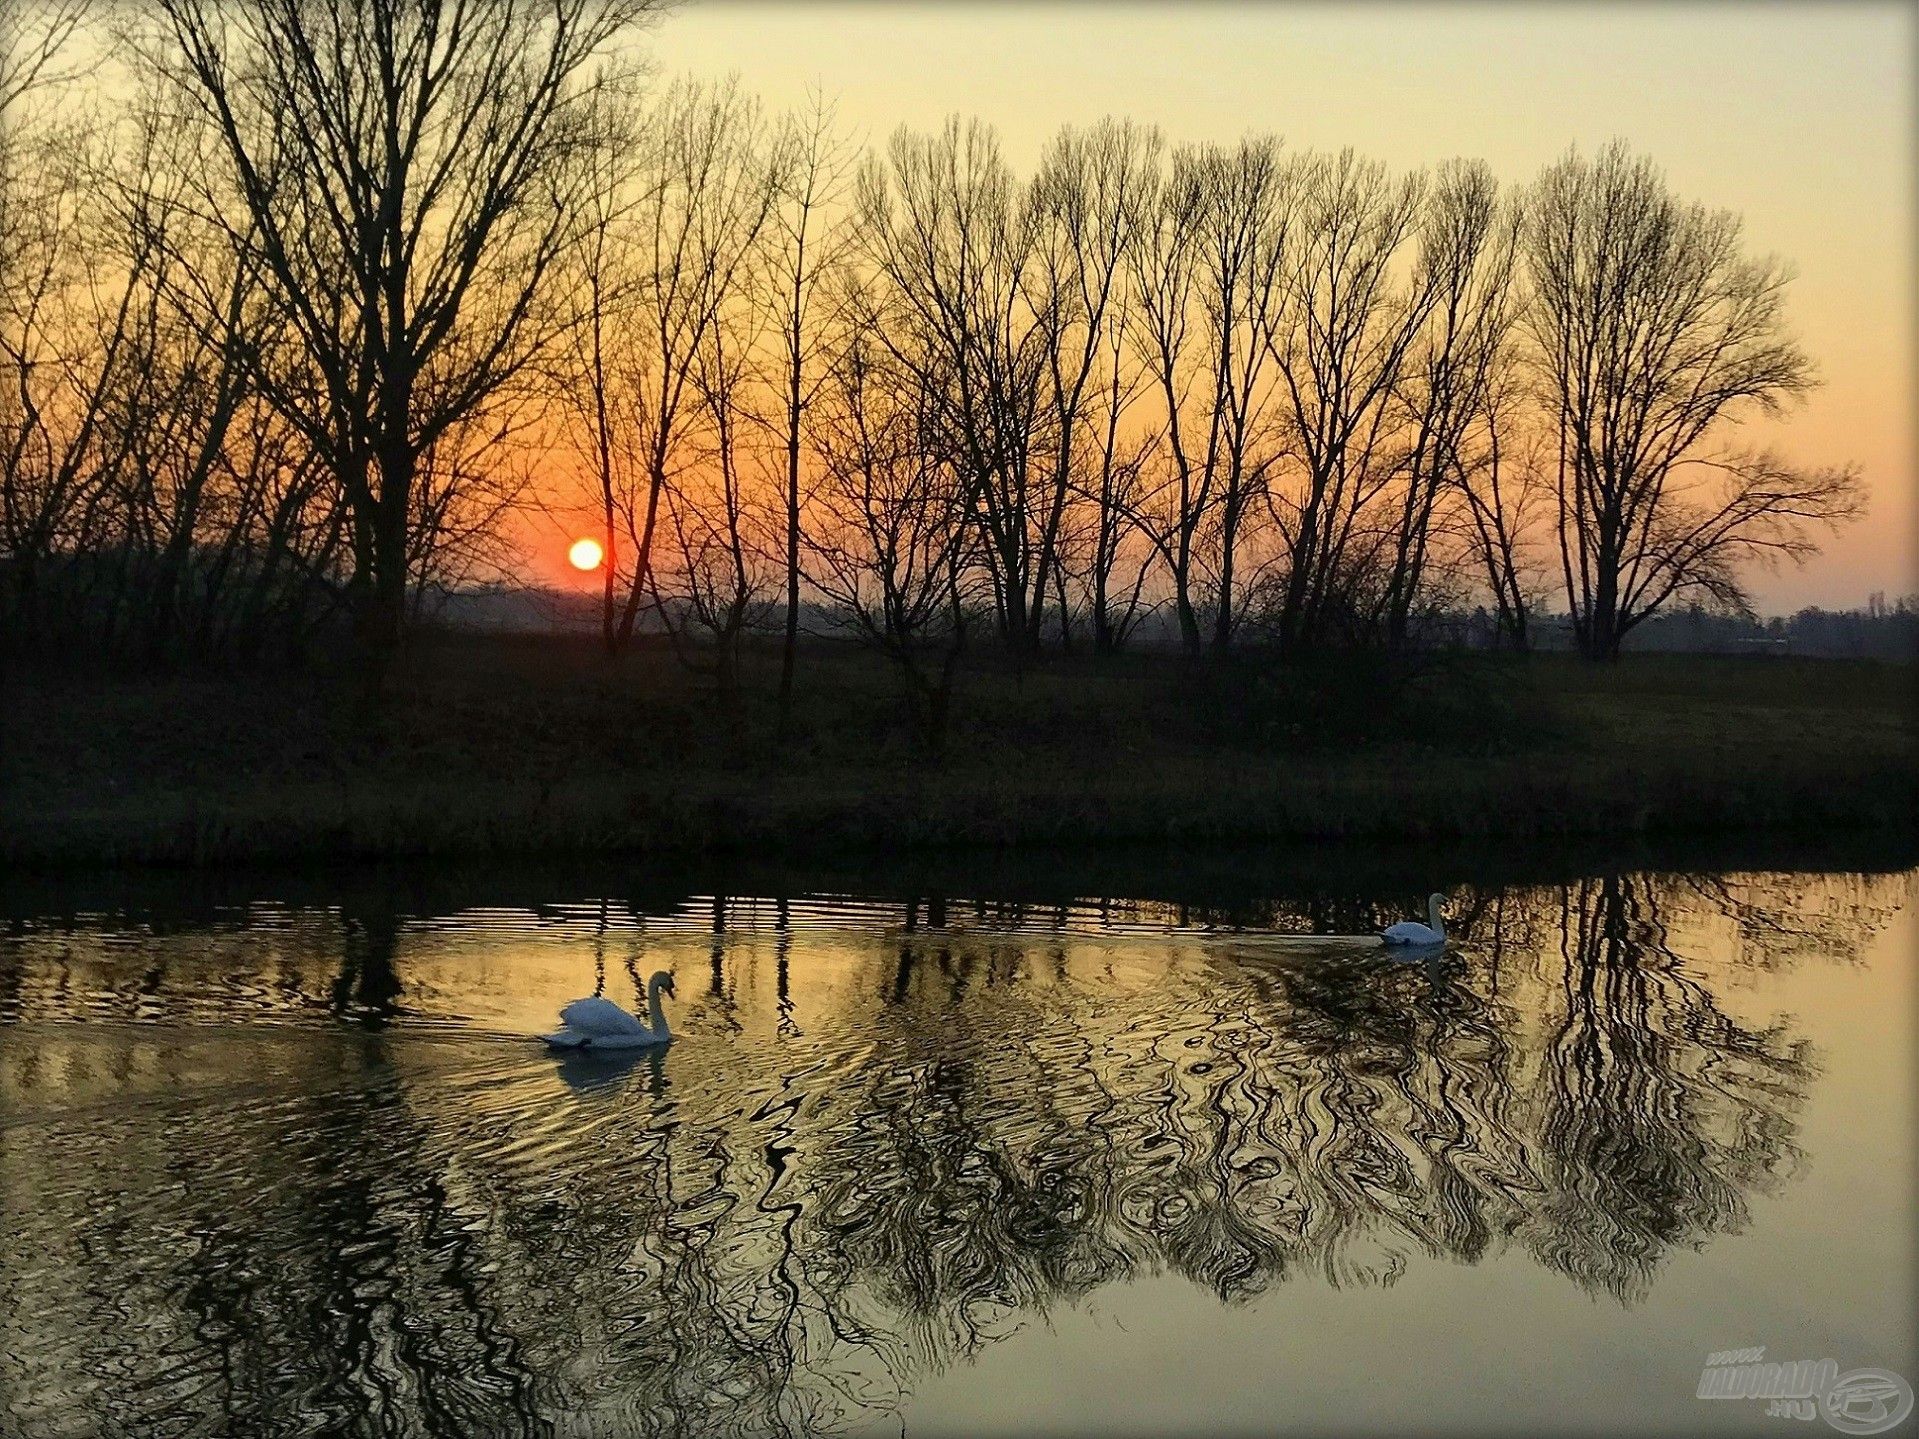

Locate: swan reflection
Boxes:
[0,867,1904,1437]
[554,1041,670,1098]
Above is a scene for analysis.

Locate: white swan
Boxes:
[543,970,676,1049]
[1381,893,1447,947]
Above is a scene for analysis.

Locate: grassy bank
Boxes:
[3,635,1913,867]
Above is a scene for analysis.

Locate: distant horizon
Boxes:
[437,573,1919,625]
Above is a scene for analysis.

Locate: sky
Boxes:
[624,0,1918,612]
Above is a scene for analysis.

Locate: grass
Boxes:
[3,633,1914,867]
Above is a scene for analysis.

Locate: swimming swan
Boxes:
[1381,893,1447,947]
[544,971,676,1049]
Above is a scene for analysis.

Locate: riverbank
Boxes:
[4,636,1913,867]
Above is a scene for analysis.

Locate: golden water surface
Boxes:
[2,866,1914,1437]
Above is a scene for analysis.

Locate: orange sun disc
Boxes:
[568,537,604,572]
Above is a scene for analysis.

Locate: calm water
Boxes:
[2,854,1915,1438]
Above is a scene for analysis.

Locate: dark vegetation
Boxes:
[5,636,1911,867]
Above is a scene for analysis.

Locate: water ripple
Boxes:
[1,869,1909,1436]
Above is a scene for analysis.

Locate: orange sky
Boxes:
[522,0,1915,613]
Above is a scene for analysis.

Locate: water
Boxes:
[2,849,1915,1438]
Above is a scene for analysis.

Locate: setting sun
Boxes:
[567,537,604,572]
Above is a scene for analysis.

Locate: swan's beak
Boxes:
[662,976,676,997]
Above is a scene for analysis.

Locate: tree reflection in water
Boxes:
[0,869,1904,1437]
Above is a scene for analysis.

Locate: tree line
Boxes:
[2,0,1863,729]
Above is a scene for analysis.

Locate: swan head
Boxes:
[650,970,676,999]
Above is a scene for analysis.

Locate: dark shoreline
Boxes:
[6,642,1913,875]
[6,784,1916,874]
[6,735,1914,871]
[4,825,1915,929]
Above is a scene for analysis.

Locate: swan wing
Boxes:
[559,996,648,1035]
[543,1027,592,1048]
[1381,921,1441,945]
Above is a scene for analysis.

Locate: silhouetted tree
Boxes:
[146,0,656,680]
[764,91,856,735]
[854,118,1051,659]
[1377,160,1522,650]
[807,337,976,752]
[1265,150,1435,652]
[1129,138,1296,653]
[1524,142,1863,659]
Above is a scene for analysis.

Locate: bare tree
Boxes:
[407,409,537,624]
[558,84,645,655]
[1126,147,1207,653]
[1,3,98,644]
[855,117,1049,658]
[1192,138,1295,652]
[145,0,656,681]
[98,84,358,661]
[86,96,282,658]
[1264,150,1436,653]
[1070,301,1161,656]
[0,107,149,649]
[1454,359,1549,650]
[1129,137,1295,654]
[8,25,1871,692]
[653,290,779,699]
[764,89,856,734]
[1525,142,1862,658]
[1023,119,1159,652]
[565,76,776,656]
[807,336,975,752]
[0,0,94,118]
[1376,160,1523,649]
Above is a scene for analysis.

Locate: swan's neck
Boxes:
[646,977,670,1036]
[1428,898,1446,937]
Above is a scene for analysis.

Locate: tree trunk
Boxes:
[1211,503,1238,654]
[1173,553,1202,654]
[777,386,801,737]
[356,442,415,691]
